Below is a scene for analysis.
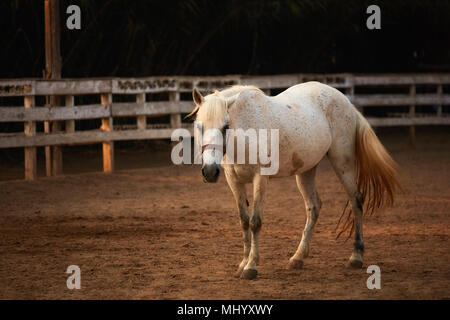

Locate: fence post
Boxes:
[101,93,114,173]
[346,77,359,112]
[65,95,75,133]
[346,85,354,99]
[44,0,63,176]
[136,93,146,130]
[170,91,181,129]
[437,84,443,117]
[346,86,356,107]
[409,84,416,146]
[51,100,63,175]
[24,95,37,180]
[44,98,63,176]
[44,108,52,177]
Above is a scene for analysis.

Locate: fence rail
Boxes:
[1,73,449,180]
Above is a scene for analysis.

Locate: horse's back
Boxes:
[276,81,350,111]
[276,81,358,140]
[229,83,335,176]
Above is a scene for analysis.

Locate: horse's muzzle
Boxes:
[202,164,220,183]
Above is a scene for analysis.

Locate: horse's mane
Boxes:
[220,85,263,98]
[187,85,263,123]
[195,91,228,127]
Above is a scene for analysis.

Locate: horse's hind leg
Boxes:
[328,145,365,268]
[224,169,251,277]
[288,166,322,269]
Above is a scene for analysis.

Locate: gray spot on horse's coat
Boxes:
[240,212,250,230]
[286,104,292,109]
[308,206,319,221]
[290,152,304,175]
[354,239,365,252]
[356,200,363,212]
[250,215,261,232]
[356,192,363,211]
[292,153,304,168]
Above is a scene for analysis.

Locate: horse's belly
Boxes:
[269,103,332,177]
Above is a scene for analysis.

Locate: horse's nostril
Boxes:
[202,166,219,181]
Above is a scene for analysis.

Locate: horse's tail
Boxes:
[354,110,401,217]
[336,109,401,239]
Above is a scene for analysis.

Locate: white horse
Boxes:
[187,82,400,280]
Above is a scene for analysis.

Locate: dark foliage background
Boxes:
[1,0,449,78]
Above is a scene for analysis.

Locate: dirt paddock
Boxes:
[0,127,449,299]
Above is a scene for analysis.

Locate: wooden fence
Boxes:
[0,73,449,180]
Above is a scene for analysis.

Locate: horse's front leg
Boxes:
[241,174,268,280]
[224,169,250,277]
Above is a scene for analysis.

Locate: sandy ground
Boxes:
[0,128,449,299]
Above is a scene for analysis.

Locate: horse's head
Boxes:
[187,88,234,183]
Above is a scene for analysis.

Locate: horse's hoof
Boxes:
[348,258,363,269]
[234,269,243,278]
[240,269,258,280]
[287,258,304,270]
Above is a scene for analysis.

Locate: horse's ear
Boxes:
[185,88,204,119]
[185,104,200,119]
[185,88,203,119]
[192,88,204,106]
